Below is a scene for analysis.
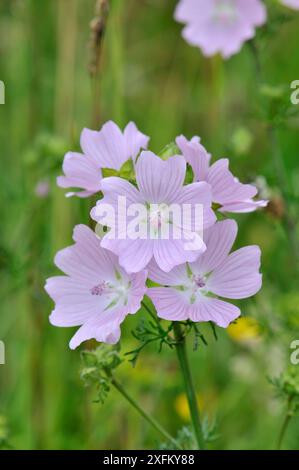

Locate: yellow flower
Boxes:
[227,317,260,343]
[175,391,216,421]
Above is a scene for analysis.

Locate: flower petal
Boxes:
[153,238,202,273]
[176,135,211,181]
[192,219,238,274]
[188,297,240,327]
[57,152,102,197]
[124,121,149,161]
[207,246,262,299]
[147,287,190,321]
[102,238,154,273]
[136,152,186,203]
[54,225,116,282]
[81,121,127,170]
[148,260,189,286]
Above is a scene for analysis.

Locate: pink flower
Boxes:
[148,219,262,328]
[91,151,216,273]
[174,0,267,58]
[45,225,147,349]
[57,121,149,198]
[281,0,299,9]
[176,135,267,213]
[35,179,50,198]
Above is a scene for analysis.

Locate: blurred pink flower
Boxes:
[35,179,50,198]
[45,225,147,349]
[176,135,267,213]
[57,121,149,198]
[174,0,267,58]
[281,0,299,9]
[91,151,216,273]
[148,219,262,327]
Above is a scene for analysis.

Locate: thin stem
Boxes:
[172,322,206,450]
[277,396,294,450]
[109,374,181,449]
[141,301,159,324]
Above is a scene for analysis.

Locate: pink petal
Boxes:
[219,199,268,213]
[192,219,238,274]
[136,152,186,203]
[148,287,190,321]
[207,159,256,203]
[102,238,154,273]
[80,121,127,170]
[46,277,102,326]
[54,225,116,282]
[148,260,189,286]
[176,135,211,181]
[188,297,240,327]
[90,176,144,227]
[69,307,125,349]
[175,181,216,230]
[153,238,202,273]
[124,122,149,161]
[57,151,102,197]
[148,287,240,327]
[207,246,262,299]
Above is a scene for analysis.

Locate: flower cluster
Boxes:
[174,0,299,59]
[46,121,265,349]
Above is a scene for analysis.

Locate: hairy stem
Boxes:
[277,396,294,450]
[109,374,181,449]
[173,322,206,450]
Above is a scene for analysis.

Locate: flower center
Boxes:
[148,203,171,234]
[213,0,237,24]
[90,274,131,309]
[192,275,206,289]
[90,281,109,296]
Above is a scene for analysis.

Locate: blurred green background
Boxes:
[0,0,299,450]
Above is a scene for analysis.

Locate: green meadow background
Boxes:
[0,0,299,450]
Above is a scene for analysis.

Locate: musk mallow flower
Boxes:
[174,0,267,58]
[91,151,216,273]
[281,0,299,9]
[148,219,262,328]
[176,135,267,213]
[57,121,149,198]
[45,224,147,349]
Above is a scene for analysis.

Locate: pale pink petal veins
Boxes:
[81,121,127,170]
[124,122,150,161]
[207,246,262,299]
[176,135,211,181]
[153,238,202,273]
[136,152,186,203]
[192,219,238,274]
[147,260,189,286]
[57,152,102,197]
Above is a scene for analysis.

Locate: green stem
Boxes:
[277,396,294,450]
[109,374,181,449]
[142,301,159,324]
[172,322,206,450]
